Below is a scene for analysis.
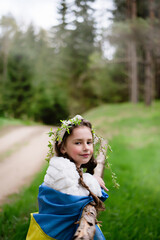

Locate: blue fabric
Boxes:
[33,184,108,240]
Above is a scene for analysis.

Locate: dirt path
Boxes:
[0,125,56,204]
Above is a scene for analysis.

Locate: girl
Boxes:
[26,115,109,240]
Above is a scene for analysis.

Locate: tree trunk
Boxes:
[73,204,97,240]
[2,35,9,82]
[144,47,153,106]
[155,58,160,99]
[130,40,138,103]
[149,0,154,20]
[144,0,155,106]
[127,0,138,103]
[131,0,137,19]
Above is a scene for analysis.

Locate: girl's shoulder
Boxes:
[83,173,102,197]
[44,156,81,194]
[44,156,79,186]
[49,156,76,171]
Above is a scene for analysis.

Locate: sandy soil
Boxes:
[0,125,55,204]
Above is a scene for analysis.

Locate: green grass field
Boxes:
[0,102,160,240]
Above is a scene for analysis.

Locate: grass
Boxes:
[0,101,160,239]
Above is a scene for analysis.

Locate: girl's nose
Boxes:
[83,143,89,151]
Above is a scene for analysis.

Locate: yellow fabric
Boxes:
[97,224,101,229]
[26,213,56,240]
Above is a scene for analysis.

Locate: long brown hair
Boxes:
[55,119,105,211]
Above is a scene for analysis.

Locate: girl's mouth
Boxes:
[81,154,89,158]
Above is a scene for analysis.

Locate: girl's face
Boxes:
[61,126,93,168]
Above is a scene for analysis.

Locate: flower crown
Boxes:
[45,115,120,188]
[57,115,84,144]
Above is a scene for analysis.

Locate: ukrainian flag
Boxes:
[26,184,108,240]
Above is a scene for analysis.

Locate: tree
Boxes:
[3,52,33,118]
[129,0,138,103]
[49,0,98,113]
[0,15,19,116]
[144,0,155,106]
[0,15,18,82]
[66,0,97,112]
[30,25,70,124]
[70,0,96,77]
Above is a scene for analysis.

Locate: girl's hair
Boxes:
[55,119,105,211]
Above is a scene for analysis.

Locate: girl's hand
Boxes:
[93,175,109,192]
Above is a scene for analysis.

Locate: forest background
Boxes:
[1,0,160,124]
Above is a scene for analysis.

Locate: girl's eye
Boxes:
[75,141,93,145]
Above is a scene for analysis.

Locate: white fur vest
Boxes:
[44,156,102,197]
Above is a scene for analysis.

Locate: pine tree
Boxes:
[65,0,96,112]
[70,0,96,77]
[3,52,33,118]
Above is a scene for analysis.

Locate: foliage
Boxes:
[2,52,33,118]
[0,15,70,124]
[88,54,128,102]
[30,85,69,125]
[58,0,97,113]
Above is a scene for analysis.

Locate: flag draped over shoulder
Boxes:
[26,184,108,240]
